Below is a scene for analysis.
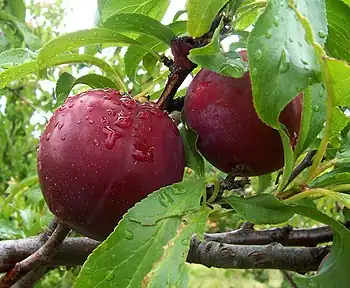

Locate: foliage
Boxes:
[0,0,350,287]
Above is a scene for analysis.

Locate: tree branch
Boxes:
[204,225,333,247]
[0,222,70,288]
[187,237,330,273]
[0,227,332,275]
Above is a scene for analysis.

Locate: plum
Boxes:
[184,61,302,176]
[37,89,185,240]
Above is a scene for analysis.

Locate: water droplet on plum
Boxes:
[58,122,64,130]
[137,111,151,120]
[87,106,93,112]
[61,136,66,141]
[121,97,136,109]
[115,116,133,128]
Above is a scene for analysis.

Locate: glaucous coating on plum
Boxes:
[37,89,185,240]
[184,54,302,176]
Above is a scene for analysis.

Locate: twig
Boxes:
[204,225,334,247]
[187,237,330,273]
[0,222,70,288]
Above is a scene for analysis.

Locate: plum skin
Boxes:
[184,70,302,176]
[37,89,185,240]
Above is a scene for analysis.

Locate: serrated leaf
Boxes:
[103,13,175,45]
[98,0,168,22]
[187,0,229,37]
[326,0,350,62]
[74,178,205,288]
[178,123,205,177]
[37,28,143,65]
[247,0,325,129]
[326,57,350,107]
[310,168,350,188]
[0,11,42,51]
[189,22,247,78]
[224,194,294,224]
[144,207,210,288]
[0,48,35,68]
[296,83,326,155]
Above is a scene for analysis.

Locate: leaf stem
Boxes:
[290,4,334,185]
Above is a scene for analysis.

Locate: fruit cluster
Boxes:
[38,51,302,240]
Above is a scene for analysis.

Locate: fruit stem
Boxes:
[206,178,220,203]
[290,4,334,186]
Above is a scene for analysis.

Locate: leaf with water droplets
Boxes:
[143,207,211,288]
[74,178,206,288]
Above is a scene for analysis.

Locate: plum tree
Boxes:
[37,89,185,240]
[184,55,303,176]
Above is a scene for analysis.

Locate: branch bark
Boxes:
[187,237,330,273]
[205,225,333,246]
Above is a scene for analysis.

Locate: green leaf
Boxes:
[0,48,36,68]
[329,108,350,141]
[55,73,118,105]
[37,28,145,65]
[178,123,205,177]
[247,0,324,129]
[257,174,272,193]
[74,178,205,288]
[0,54,119,89]
[6,0,26,21]
[292,206,350,288]
[296,83,326,155]
[326,0,350,62]
[55,72,76,105]
[144,207,210,288]
[186,0,229,37]
[310,168,350,188]
[125,21,187,81]
[189,22,247,78]
[103,13,175,45]
[326,57,350,107]
[98,0,168,22]
[0,11,42,51]
[278,128,295,190]
[224,194,294,224]
[0,216,24,239]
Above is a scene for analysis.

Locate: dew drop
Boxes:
[254,49,263,60]
[58,122,64,130]
[288,37,294,43]
[80,98,84,103]
[46,133,51,141]
[121,97,137,110]
[158,192,174,207]
[106,272,114,281]
[103,126,123,150]
[61,136,66,141]
[279,49,290,73]
[125,230,134,240]
[318,30,326,39]
[93,139,100,146]
[103,95,112,100]
[298,41,302,47]
[77,120,81,125]
[150,109,163,118]
[107,108,117,116]
[265,31,272,39]
[319,90,324,98]
[88,119,95,124]
[137,110,151,120]
[87,106,93,112]
[132,142,153,162]
[273,16,279,26]
[300,59,308,65]
[115,116,133,128]
[313,105,320,112]
[101,116,110,124]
